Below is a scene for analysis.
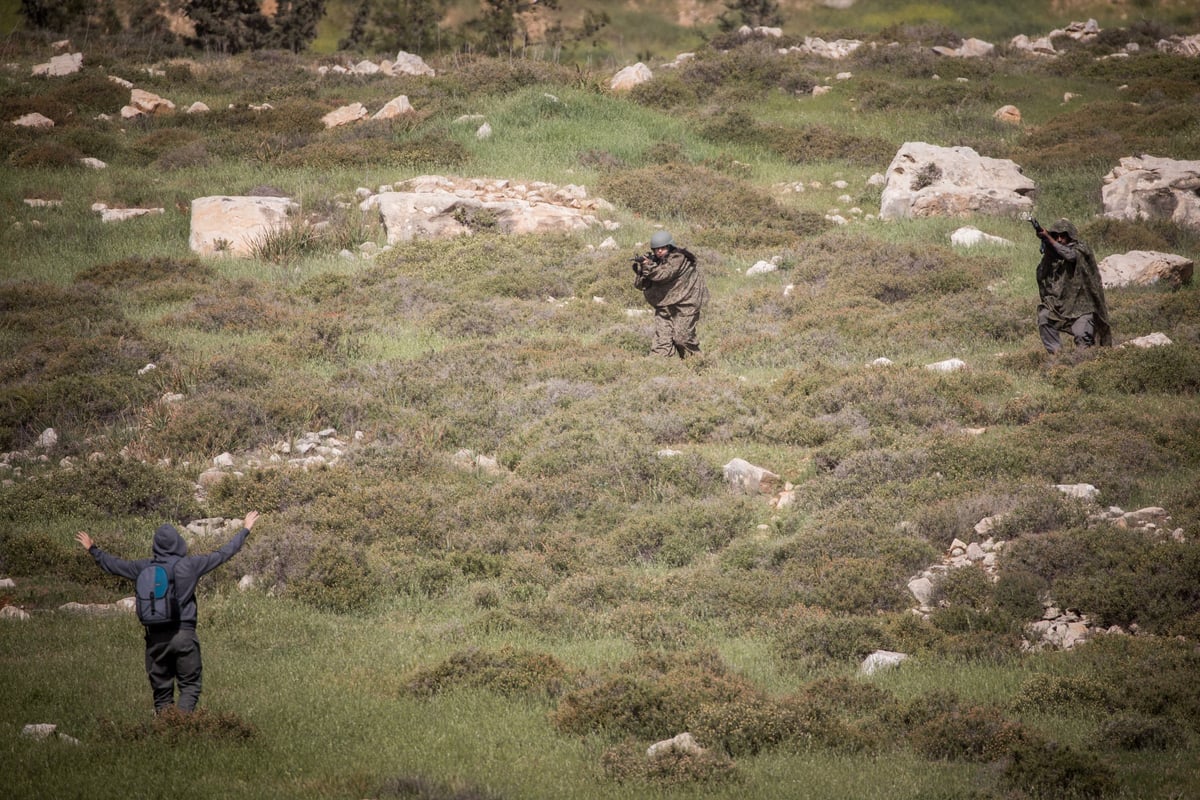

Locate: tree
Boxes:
[184,0,271,54]
[338,0,370,51]
[361,0,445,55]
[718,0,782,32]
[269,0,327,53]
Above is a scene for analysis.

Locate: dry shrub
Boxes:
[273,132,468,170]
[377,775,503,800]
[401,646,577,699]
[47,70,129,114]
[9,141,84,167]
[154,140,212,170]
[601,739,738,786]
[170,284,300,333]
[445,55,576,95]
[76,255,215,290]
[106,707,257,743]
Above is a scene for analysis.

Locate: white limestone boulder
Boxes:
[1101,155,1200,231]
[189,195,299,257]
[880,142,1036,220]
[1099,250,1193,289]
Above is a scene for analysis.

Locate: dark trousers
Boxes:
[1038,309,1094,354]
[145,626,203,712]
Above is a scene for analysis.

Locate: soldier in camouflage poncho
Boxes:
[1034,218,1112,354]
[632,230,709,358]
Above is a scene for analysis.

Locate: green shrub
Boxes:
[598,163,826,247]
[1068,345,1200,395]
[0,458,199,525]
[628,72,699,109]
[1002,739,1118,799]
[910,704,1028,762]
[778,614,889,665]
[1092,713,1190,752]
[286,539,379,613]
[552,650,759,740]
[1008,675,1117,715]
[692,694,827,757]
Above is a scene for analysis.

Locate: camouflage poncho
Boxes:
[1036,218,1112,346]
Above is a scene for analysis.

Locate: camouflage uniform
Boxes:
[1036,218,1111,354]
[635,245,709,358]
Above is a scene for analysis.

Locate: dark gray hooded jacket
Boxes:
[87,523,249,629]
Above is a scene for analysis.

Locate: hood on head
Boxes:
[1046,218,1079,241]
[153,524,187,558]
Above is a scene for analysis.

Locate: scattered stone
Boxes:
[129,88,175,115]
[36,428,57,449]
[746,259,778,275]
[993,104,1021,125]
[21,723,80,745]
[186,101,210,114]
[1056,483,1099,501]
[476,122,493,140]
[79,157,107,170]
[1121,332,1172,349]
[91,203,164,223]
[12,112,53,128]
[722,458,780,495]
[1099,250,1193,289]
[1,605,30,620]
[950,226,1012,247]
[322,102,368,128]
[647,732,705,759]
[924,358,967,372]
[32,52,82,77]
[610,62,652,92]
[372,95,414,120]
[932,38,995,58]
[860,650,908,675]
[392,50,435,77]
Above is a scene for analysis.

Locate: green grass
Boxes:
[3,4,1200,798]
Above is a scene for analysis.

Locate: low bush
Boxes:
[601,739,739,786]
[105,707,258,743]
[0,457,198,528]
[8,141,84,167]
[1008,674,1117,715]
[909,704,1028,761]
[552,650,759,740]
[285,538,380,613]
[1091,713,1190,752]
[1001,739,1118,799]
[401,646,577,699]
[377,775,503,800]
[777,614,889,666]
[598,163,826,247]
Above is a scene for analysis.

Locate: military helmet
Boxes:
[650,230,674,249]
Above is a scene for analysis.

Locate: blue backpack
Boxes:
[135,558,180,626]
